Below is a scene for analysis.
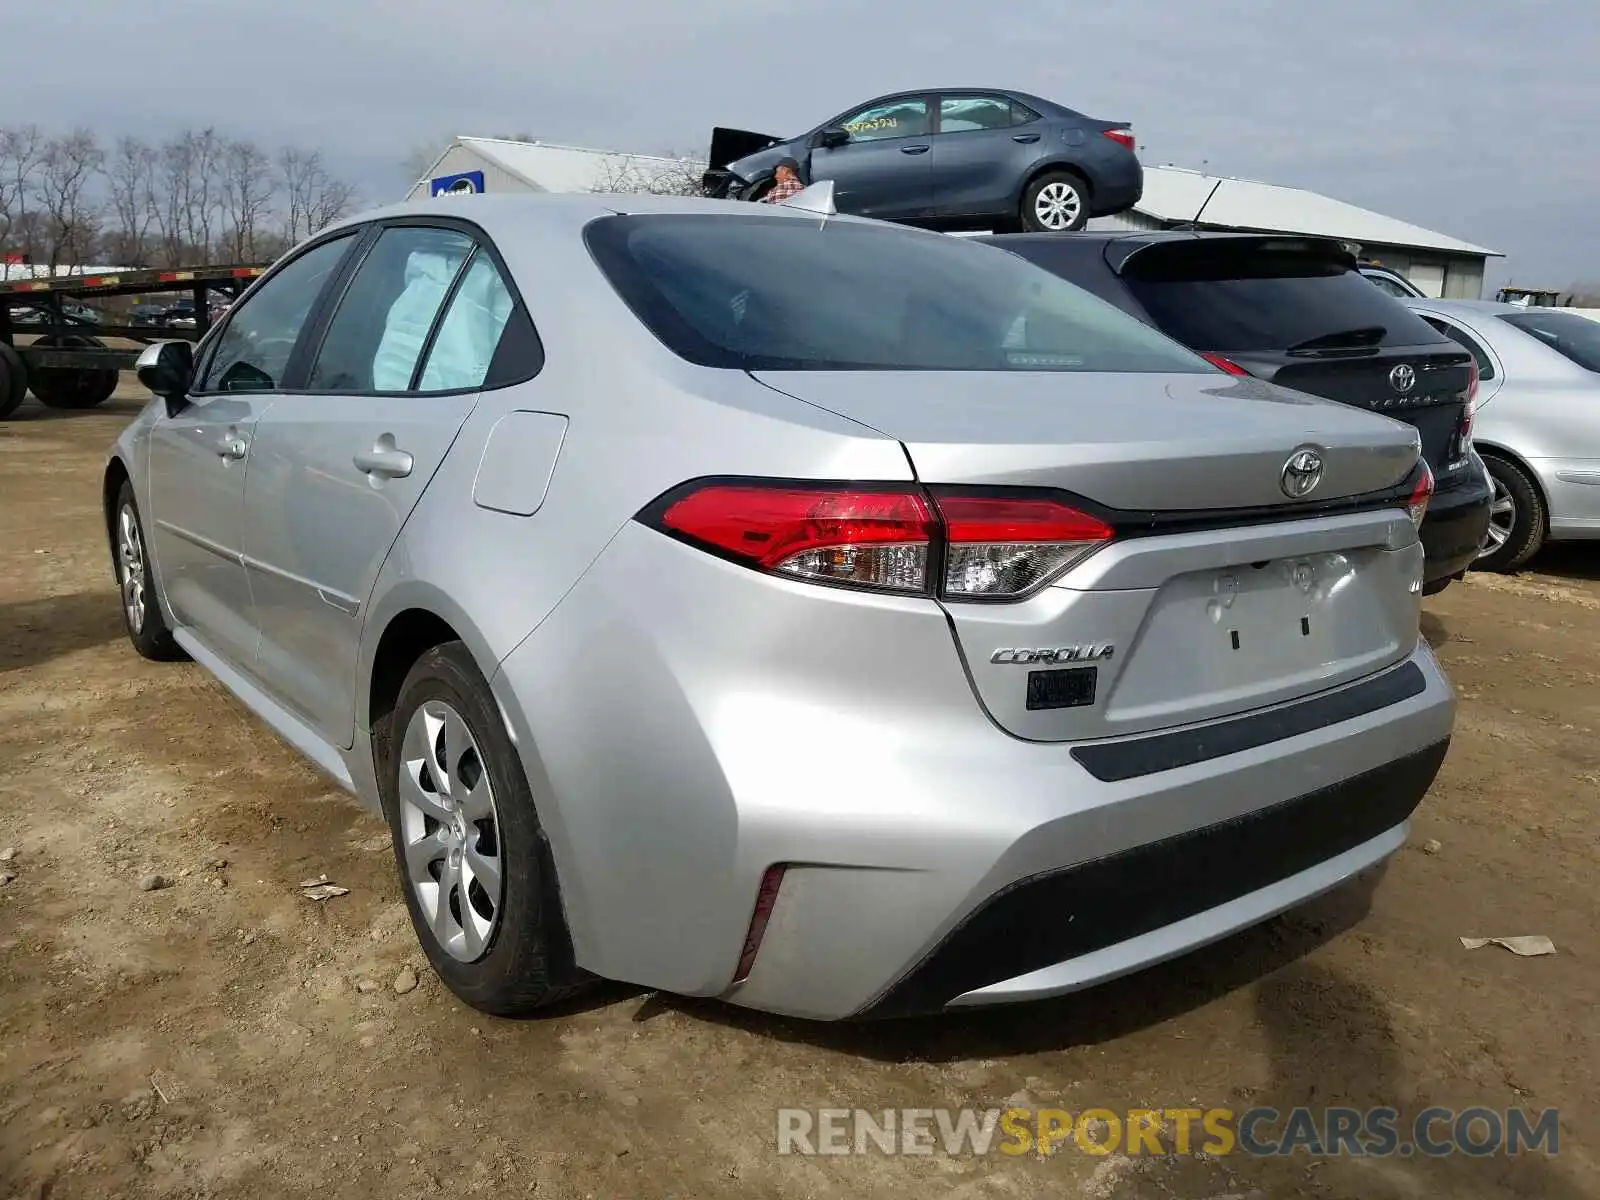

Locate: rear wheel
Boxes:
[380,643,591,1015]
[28,335,120,409]
[1021,171,1091,232]
[1474,454,1546,572]
[0,342,27,419]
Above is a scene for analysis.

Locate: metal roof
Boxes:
[453,136,703,195]
[1136,165,1500,258]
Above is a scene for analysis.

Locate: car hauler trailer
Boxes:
[0,262,265,419]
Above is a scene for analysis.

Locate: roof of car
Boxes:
[1401,298,1527,316]
[325,191,887,236]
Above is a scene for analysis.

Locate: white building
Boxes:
[405,138,1500,300]
[406,136,703,201]
[1088,165,1500,300]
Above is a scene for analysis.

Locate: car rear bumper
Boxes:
[1420,455,1491,585]
[1087,155,1143,216]
[497,523,1455,1022]
[730,647,1452,1020]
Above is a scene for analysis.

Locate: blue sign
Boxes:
[430,170,485,197]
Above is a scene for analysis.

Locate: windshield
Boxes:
[583,214,1212,374]
[1499,310,1600,373]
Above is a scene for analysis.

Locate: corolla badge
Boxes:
[990,645,1114,665]
[1280,446,1325,499]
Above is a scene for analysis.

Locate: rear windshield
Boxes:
[1115,249,1450,353]
[1499,310,1600,373]
[583,214,1212,374]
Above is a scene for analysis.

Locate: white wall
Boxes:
[403,145,545,201]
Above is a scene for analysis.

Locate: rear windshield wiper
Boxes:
[1286,325,1387,353]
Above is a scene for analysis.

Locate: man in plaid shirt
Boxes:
[762,158,806,203]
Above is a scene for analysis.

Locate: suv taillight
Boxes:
[1408,463,1434,532]
[644,481,1114,601]
[1103,128,1136,152]
[1452,359,1479,463]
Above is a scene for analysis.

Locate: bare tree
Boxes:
[0,124,48,264]
[219,138,276,260]
[278,147,356,243]
[106,135,158,265]
[588,151,706,197]
[37,129,105,268]
[181,128,224,256]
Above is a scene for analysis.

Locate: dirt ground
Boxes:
[0,383,1595,1200]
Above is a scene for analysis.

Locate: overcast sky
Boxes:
[5,0,1595,287]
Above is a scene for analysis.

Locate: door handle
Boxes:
[899,144,930,155]
[1012,133,1041,143]
[216,433,248,460]
[353,435,414,480]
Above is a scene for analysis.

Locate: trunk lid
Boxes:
[753,369,1426,743]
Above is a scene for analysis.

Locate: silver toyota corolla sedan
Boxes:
[106,190,1455,1021]
[1403,298,1600,572]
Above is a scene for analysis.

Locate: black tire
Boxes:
[1473,454,1546,573]
[28,335,119,409]
[111,480,185,661]
[0,342,27,419]
[378,642,591,1016]
[1021,170,1091,232]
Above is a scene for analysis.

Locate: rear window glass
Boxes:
[1499,310,1600,373]
[583,214,1210,374]
[1116,250,1450,353]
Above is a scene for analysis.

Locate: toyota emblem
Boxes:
[1389,363,1417,394]
[1280,447,1325,499]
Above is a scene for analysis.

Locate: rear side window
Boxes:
[309,226,476,392]
[1118,248,1450,353]
[416,254,517,391]
[585,214,1211,375]
[939,95,1015,132]
[1499,311,1600,373]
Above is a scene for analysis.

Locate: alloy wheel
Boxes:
[1034,182,1083,231]
[398,700,505,963]
[1479,473,1516,558]
[117,504,147,634]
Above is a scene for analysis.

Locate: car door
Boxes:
[145,231,359,672]
[806,96,934,219]
[927,93,1042,218]
[240,221,519,747]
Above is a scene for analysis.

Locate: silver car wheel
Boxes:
[398,700,504,963]
[1479,474,1516,558]
[117,503,147,634]
[1034,182,1083,231]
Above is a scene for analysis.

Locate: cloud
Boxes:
[2,0,1594,282]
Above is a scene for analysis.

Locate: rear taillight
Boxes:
[657,484,935,592]
[1408,463,1434,532]
[1453,360,1479,462]
[1102,128,1136,152]
[647,481,1114,600]
[1201,352,1252,376]
[933,492,1114,598]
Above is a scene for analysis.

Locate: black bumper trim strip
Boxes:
[1071,660,1427,783]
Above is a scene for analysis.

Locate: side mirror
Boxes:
[135,340,195,417]
[818,127,850,149]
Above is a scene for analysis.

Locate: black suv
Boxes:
[981,231,1491,594]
